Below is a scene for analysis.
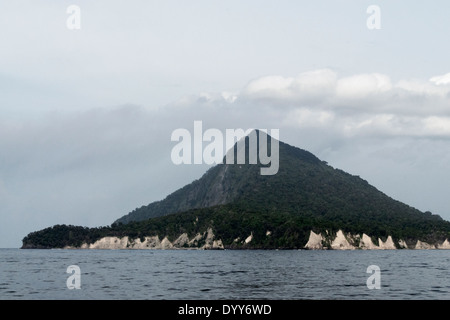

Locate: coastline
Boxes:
[42,229,450,251]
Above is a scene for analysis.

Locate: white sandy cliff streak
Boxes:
[398,240,408,249]
[304,229,450,250]
[70,228,450,250]
[378,236,396,250]
[415,240,435,250]
[331,230,355,250]
[438,239,450,249]
[80,236,129,249]
[359,234,378,250]
[73,227,224,250]
[304,231,324,250]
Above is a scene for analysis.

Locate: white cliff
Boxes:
[172,233,190,247]
[128,236,161,249]
[303,230,450,250]
[304,231,324,250]
[331,230,355,250]
[202,228,224,249]
[160,237,174,249]
[71,228,450,250]
[86,236,130,249]
[438,239,450,249]
[378,236,396,250]
[415,240,435,249]
[359,234,379,250]
[73,228,224,250]
[398,240,408,249]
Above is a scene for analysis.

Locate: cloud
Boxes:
[335,73,392,99]
[430,73,450,86]
[281,108,335,128]
[163,69,450,141]
[242,69,450,107]
[423,116,450,136]
[234,69,450,139]
[242,69,337,103]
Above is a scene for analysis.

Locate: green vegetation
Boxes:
[21,131,450,249]
[21,202,450,249]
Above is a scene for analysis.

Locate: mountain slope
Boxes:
[22,131,450,249]
[114,130,281,224]
[114,130,443,235]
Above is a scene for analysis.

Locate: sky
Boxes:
[1,1,450,247]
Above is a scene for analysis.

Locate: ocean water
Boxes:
[1,248,450,300]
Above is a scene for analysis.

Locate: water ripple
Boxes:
[2,249,450,299]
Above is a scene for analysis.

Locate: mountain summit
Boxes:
[115,129,283,224]
[115,130,443,235]
[22,131,450,249]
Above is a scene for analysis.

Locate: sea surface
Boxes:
[1,248,450,300]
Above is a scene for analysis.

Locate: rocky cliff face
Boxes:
[304,230,450,250]
[64,229,450,250]
[65,228,224,250]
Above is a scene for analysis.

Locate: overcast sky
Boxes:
[1,1,450,248]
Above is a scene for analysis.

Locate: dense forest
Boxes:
[22,203,450,249]
[22,131,450,249]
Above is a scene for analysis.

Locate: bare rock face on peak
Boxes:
[114,130,318,224]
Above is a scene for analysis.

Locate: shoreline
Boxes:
[21,229,450,251]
